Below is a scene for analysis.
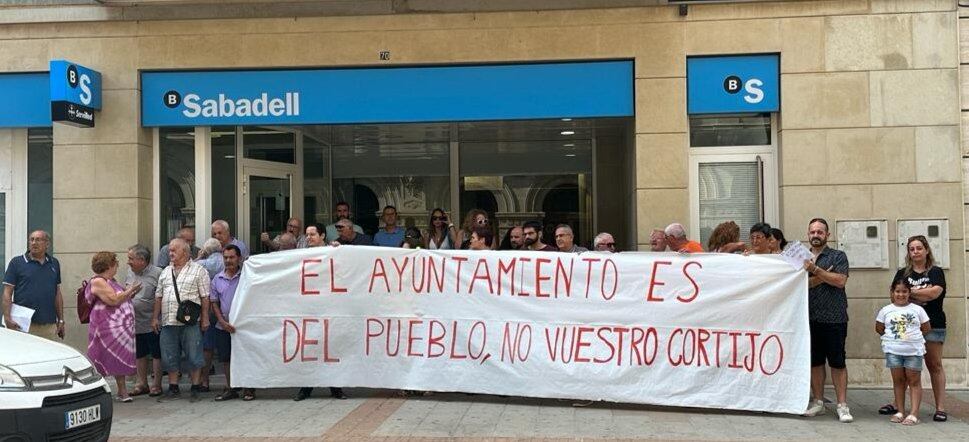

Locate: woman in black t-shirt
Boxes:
[884,236,948,422]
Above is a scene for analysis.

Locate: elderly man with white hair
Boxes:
[663,223,704,253]
[593,232,616,253]
[152,238,212,403]
[211,219,249,260]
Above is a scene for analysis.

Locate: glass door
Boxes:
[242,166,292,255]
[688,150,777,246]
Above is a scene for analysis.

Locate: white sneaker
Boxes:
[803,399,825,416]
[836,403,853,423]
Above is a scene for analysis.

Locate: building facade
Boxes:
[0,0,964,386]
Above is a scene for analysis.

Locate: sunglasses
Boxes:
[432,216,447,221]
[599,243,616,248]
[335,225,348,230]
[476,219,489,225]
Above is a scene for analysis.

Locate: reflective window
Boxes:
[698,162,761,246]
[689,114,770,147]
[211,127,237,230]
[0,193,6,266]
[330,124,450,236]
[159,128,195,246]
[27,128,53,249]
[459,123,593,247]
[243,127,295,163]
[303,132,331,227]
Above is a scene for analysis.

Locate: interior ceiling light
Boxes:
[560,130,575,136]
[561,118,572,122]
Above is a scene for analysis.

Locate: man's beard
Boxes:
[810,238,824,247]
[523,237,536,247]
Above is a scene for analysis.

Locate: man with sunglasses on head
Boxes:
[522,220,557,252]
[593,232,617,253]
[325,201,365,244]
[330,218,373,246]
[261,217,308,251]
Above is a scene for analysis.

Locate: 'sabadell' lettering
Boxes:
[182,92,300,118]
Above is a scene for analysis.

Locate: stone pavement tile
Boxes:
[373,395,441,436]
[490,400,542,438]
[410,395,475,437]
[450,398,507,437]
[532,401,576,437]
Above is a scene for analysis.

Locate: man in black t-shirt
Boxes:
[801,218,853,423]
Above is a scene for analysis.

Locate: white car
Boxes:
[0,327,113,441]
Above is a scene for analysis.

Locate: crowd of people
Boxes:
[0,204,950,425]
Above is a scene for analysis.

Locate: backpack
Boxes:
[76,279,92,324]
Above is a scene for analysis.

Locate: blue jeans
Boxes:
[924,328,946,343]
[160,325,204,373]
[885,353,923,371]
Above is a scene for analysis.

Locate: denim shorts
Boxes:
[885,353,923,371]
[924,328,946,343]
[160,325,204,372]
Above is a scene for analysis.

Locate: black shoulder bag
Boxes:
[172,268,201,325]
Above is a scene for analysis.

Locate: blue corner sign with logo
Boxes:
[50,60,101,127]
[141,61,634,126]
[687,54,779,114]
[0,73,50,128]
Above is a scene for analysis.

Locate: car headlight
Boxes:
[0,364,27,391]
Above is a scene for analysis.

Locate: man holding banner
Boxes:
[802,218,852,423]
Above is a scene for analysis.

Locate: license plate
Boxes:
[64,404,101,430]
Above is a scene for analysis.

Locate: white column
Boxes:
[194,126,212,248]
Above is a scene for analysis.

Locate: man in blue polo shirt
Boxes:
[373,205,404,247]
[2,230,65,341]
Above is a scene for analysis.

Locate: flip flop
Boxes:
[878,403,898,415]
[933,410,948,422]
[129,386,150,397]
[148,388,163,397]
[242,389,255,401]
[902,415,919,426]
[890,412,904,423]
[116,396,133,403]
[215,389,239,401]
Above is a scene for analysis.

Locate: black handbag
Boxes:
[172,268,201,325]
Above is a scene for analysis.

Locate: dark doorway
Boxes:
[353,184,380,236]
[542,183,581,247]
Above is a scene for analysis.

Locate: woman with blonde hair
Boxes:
[877,235,949,422]
[86,251,142,402]
[456,209,490,250]
[707,221,745,253]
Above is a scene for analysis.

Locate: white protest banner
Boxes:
[230,247,810,414]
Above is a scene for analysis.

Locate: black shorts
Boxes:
[810,321,847,369]
[212,328,232,363]
[136,332,162,359]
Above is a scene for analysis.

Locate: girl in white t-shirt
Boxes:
[875,278,931,425]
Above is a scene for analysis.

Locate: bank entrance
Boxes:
[158,118,634,254]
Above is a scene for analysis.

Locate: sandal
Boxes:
[129,385,150,397]
[116,395,133,403]
[242,389,255,401]
[933,410,947,422]
[215,389,239,401]
[902,415,919,426]
[878,403,898,415]
[148,388,163,397]
[890,412,904,423]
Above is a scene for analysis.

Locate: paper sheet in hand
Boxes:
[10,304,34,333]
[780,241,814,270]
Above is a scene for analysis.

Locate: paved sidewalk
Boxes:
[110,378,969,441]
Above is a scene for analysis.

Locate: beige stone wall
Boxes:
[0,0,963,385]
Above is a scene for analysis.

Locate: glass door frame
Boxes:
[235,125,303,248]
[687,116,779,242]
[239,164,298,254]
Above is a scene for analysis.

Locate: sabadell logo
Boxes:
[163,90,300,118]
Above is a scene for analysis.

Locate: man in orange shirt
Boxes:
[664,223,704,253]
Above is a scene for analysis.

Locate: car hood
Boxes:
[0,327,83,366]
